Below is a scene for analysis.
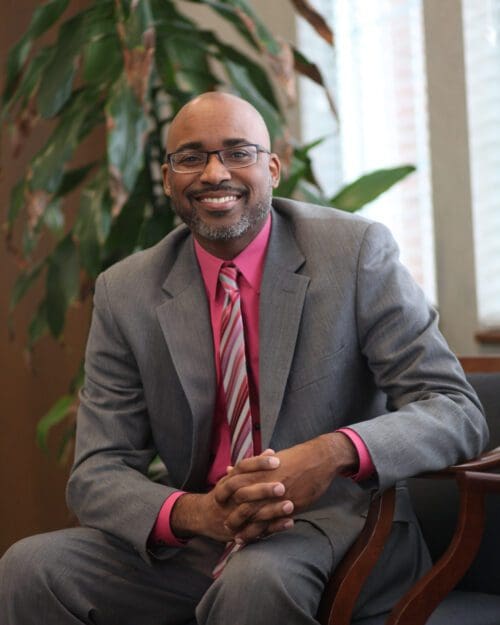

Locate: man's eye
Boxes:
[227,149,251,160]
[177,153,204,164]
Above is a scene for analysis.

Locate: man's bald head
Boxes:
[166,92,271,153]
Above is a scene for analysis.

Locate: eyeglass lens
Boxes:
[171,145,259,172]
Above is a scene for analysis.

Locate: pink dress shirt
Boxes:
[150,214,374,546]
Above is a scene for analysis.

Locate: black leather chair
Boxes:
[318,357,500,625]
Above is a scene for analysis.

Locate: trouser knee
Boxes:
[196,538,327,625]
[0,534,48,596]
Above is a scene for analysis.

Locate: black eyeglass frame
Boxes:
[166,143,271,173]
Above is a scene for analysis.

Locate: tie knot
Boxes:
[219,263,239,295]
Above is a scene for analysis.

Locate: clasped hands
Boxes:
[171,432,357,545]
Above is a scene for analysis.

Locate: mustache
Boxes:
[188,184,247,198]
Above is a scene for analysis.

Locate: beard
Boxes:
[173,188,272,241]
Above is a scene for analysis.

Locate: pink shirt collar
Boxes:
[193,214,272,298]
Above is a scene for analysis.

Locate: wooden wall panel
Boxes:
[0,0,92,554]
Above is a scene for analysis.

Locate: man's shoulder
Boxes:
[272,197,373,231]
[271,196,377,247]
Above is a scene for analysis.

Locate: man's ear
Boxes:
[269,153,281,189]
[161,163,171,196]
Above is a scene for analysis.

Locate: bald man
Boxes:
[0,92,487,625]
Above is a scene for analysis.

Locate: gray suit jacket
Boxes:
[67,198,488,565]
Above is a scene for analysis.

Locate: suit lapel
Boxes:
[259,208,309,449]
[155,206,310,469]
[156,238,216,485]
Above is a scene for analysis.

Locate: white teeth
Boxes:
[199,195,237,204]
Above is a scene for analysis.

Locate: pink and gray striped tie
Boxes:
[212,263,254,577]
[219,263,254,464]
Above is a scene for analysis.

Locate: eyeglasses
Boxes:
[167,143,270,174]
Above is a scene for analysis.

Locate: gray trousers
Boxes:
[0,520,429,625]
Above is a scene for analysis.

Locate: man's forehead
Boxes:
[167,94,270,150]
[172,137,257,152]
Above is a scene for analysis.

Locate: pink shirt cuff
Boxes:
[337,428,375,481]
[150,491,188,547]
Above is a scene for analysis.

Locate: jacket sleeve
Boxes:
[66,273,182,563]
[348,222,488,491]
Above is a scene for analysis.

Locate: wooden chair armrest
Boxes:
[317,450,500,625]
[317,487,396,625]
[420,446,500,477]
[386,466,500,625]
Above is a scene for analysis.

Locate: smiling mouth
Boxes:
[190,188,245,211]
[199,195,239,204]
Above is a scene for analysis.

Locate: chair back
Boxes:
[408,356,500,596]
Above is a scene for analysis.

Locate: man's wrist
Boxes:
[170,493,203,539]
[150,491,188,547]
[320,431,359,475]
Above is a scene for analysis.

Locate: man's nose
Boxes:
[199,153,232,184]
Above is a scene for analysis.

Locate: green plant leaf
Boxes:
[125,0,154,47]
[42,198,64,235]
[292,46,338,119]
[229,0,282,54]
[104,166,150,260]
[3,47,53,121]
[30,90,101,193]
[151,4,220,95]
[185,0,280,55]
[2,0,70,106]
[330,165,416,212]
[55,163,96,198]
[45,234,79,337]
[29,0,70,38]
[182,0,260,52]
[156,29,218,93]
[214,40,280,111]
[56,422,77,464]
[37,2,115,118]
[292,139,324,186]
[7,178,27,225]
[36,394,74,452]
[222,59,283,141]
[106,77,148,194]
[289,0,334,45]
[150,0,193,24]
[22,227,40,258]
[74,170,112,278]
[28,299,48,349]
[137,210,176,250]
[69,359,85,394]
[3,35,33,107]
[275,142,323,197]
[83,34,123,86]
[296,179,329,206]
[37,16,86,118]
[10,261,45,311]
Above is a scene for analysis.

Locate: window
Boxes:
[298,0,435,303]
[462,0,500,326]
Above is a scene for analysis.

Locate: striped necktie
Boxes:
[219,263,254,464]
[212,263,254,577]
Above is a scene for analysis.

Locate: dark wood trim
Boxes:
[475,329,500,345]
[317,489,396,625]
[459,356,500,372]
